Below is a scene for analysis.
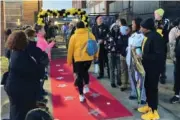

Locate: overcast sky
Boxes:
[43,0,72,10]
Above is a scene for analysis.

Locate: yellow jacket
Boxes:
[67,28,98,65]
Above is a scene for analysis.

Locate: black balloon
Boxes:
[82,11,86,15]
[62,9,66,13]
[44,13,48,17]
[74,12,78,15]
[47,9,51,12]
[40,15,44,18]
[66,12,70,15]
[53,13,57,16]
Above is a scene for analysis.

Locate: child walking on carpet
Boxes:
[67,21,98,102]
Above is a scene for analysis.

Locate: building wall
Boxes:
[22,1,39,26]
[109,1,180,24]
[4,0,42,29]
[1,0,42,55]
[72,0,86,9]
[1,1,5,55]
[87,1,107,14]
[5,1,23,29]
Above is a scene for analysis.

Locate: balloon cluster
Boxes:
[37,8,89,27]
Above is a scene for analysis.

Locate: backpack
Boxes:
[86,31,98,56]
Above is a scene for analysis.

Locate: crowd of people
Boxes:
[3,23,55,120]
[67,8,180,120]
[2,7,180,120]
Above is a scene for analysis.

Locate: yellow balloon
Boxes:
[82,15,86,21]
[78,11,81,15]
[63,13,66,17]
[48,12,51,16]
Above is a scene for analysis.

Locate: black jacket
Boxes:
[155,18,170,44]
[92,23,109,42]
[105,31,123,54]
[47,26,56,39]
[5,41,48,80]
[142,31,165,70]
[5,49,42,96]
[121,34,129,57]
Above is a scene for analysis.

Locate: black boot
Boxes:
[97,74,104,79]
[160,75,166,84]
[111,83,116,88]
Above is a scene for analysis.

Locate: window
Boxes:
[5,1,23,29]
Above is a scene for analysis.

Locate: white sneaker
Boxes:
[79,95,85,102]
[83,85,90,94]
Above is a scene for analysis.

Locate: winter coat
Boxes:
[67,28,98,65]
[142,31,165,71]
[36,33,55,60]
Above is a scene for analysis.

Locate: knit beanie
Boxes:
[140,18,155,30]
[155,8,164,17]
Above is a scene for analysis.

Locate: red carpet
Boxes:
[50,58,132,120]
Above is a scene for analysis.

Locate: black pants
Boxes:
[98,45,109,77]
[74,61,92,95]
[144,65,161,111]
[174,57,180,95]
[160,46,167,79]
[72,58,76,73]
[7,90,37,120]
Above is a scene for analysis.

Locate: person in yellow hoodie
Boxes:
[67,21,98,102]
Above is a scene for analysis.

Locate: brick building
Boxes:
[1,0,42,55]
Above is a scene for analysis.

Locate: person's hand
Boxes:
[173,58,176,63]
[136,54,142,61]
[94,57,98,61]
[177,31,180,37]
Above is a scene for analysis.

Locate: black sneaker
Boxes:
[97,75,104,79]
[44,75,48,80]
[129,96,137,100]
[42,90,48,96]
[159,76,166,84]
[120,87,127,91]
[74,79,78,87]
[117,82,122,86]
[111,83,116,88]
[140,100,147,105]
[170,96,180,104]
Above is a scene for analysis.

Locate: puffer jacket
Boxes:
[67,28,98,64]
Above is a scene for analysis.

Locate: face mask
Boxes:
[34,37,38,42]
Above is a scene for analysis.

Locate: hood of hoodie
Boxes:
[75,28,88,34]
